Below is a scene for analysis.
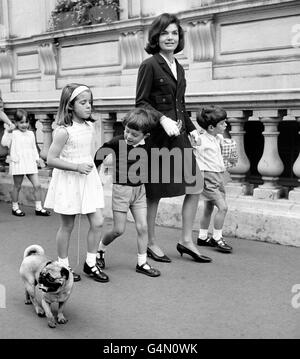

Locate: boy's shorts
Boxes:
[200,171,228,202]
[112,184,146,212]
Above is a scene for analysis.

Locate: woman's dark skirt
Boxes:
[144,132,203,199]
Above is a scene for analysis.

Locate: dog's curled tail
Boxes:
[23,244,45,258]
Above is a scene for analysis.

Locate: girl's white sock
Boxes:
[213,229,223,241]
[138,253,150,269]
[58,257,69,268]
[86,252,96,267]
[12,202,19,211]
[35,201,42,211]
[198,229,208,239]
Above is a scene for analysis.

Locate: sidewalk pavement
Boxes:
[1,200,300,339]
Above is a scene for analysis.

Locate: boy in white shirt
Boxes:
[193,106,233,253]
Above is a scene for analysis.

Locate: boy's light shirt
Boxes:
[193,132,225,172]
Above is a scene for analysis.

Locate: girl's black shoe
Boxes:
[12,209,25,217]
[35,209,51,216]
[176,243,212,263]
[83,262,109,282]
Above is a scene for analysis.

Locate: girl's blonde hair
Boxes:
[56,83,94,126]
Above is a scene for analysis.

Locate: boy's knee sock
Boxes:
[86,252,96,267]
[198,229,208,239]
[58,257,69,268]
[213,229,223,241]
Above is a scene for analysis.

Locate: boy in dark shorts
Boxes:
[95,108,161,277]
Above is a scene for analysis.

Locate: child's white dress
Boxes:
[44,121,104,214]
[1,129,39,175]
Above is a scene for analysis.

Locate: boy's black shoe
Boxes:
[136,262,161,277]
[83,262,109,282]
[69,267,81,282]
[197,237,232,253]
[96,250,105,269]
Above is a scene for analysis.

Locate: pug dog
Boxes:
[19,244,74,328]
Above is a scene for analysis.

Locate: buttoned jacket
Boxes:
[136,53,195,145]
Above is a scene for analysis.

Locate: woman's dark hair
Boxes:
[145,13,185,55]
[122,108,157,134]
[14,109,28,122]
[196,106,227,130]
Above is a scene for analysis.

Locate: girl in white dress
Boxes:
[44,83,108,283]
[1,109,50,217]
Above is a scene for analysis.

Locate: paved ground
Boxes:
[1,200,300,339]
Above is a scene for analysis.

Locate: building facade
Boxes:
[0,0,300,244]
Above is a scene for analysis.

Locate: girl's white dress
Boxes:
[1,129,39,175]
[44,121,104,215]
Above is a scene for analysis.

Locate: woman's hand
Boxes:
[160,116,180,137]
[77,162,94,175]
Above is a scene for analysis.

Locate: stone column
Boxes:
[225,110,252,196]
[253,110,284,200]
[186,18,214,83]
[288,111,300,202]
[36,114,54,162]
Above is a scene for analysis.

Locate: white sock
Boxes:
[35,201,42,211]
[58,257,69,268]
[198,229,208,240]
[98,241,107,252]
[213,229,223,241]
[86,252,96,267]
[12,202,19,211]
[137,253,150,269]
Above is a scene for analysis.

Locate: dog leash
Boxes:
[74,172,88,271]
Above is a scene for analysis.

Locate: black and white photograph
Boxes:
[0,0,300,348]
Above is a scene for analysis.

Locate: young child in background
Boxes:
[193,105,233,253]
[94,108,161,277]
[1,109,50,217]
[44,83,109,283]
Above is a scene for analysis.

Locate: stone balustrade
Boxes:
[1,102,300,203]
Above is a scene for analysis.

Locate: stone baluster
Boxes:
[225,110,252,196]
[36,114,54,162]
[252,110,284,200]
[288,111,300,202]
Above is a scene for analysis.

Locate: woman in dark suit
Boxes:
[136,13,212,263]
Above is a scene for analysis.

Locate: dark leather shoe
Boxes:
[176,243,212,263]
[136,262,161,277]
[147,247,171,263]
[83,262,109,282]
[198,237,232,253]
[69,267,81,282]
[96,250,105,269]
[35,209,51,216]
[12,209,25,217]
